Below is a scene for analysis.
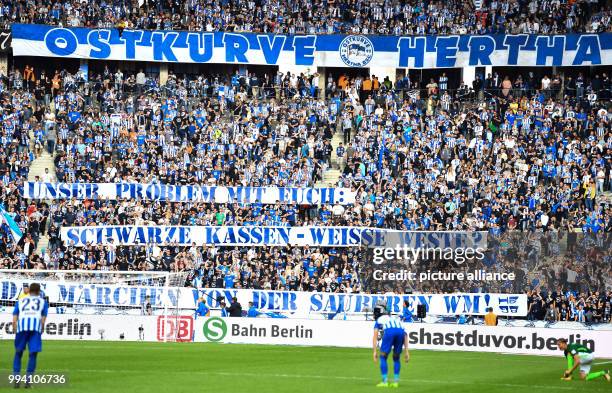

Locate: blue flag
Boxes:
[0,205,23,243]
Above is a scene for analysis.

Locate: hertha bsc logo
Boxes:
[339,35,374,67]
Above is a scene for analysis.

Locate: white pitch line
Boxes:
[594,361,612,366]
[46,369,586,391]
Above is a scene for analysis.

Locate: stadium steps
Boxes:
[27,146,57,257]
[35,235,50,257]
[315,115,345,187]
[27,151,56,182]
[318,169,342,187]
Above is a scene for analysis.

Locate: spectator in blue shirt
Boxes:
[195,297,210,317]
[401,301,414,323]
[247,302,261,318]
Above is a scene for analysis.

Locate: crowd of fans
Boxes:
[525,229,612,324]
[529,289,612,323]
[0,60,610,322]
[524,231,612,323]
[365,230,612,322]
[0,0,610,35]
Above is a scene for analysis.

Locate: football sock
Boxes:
[13,350,23,374]
[380,356,388,382]
[393,357,401,381]
[26,353,38,375]
[567,356,574,371]
[586,371,605,381]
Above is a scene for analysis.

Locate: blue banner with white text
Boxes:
[11,24,612,68]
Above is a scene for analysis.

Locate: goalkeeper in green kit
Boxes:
[557,338,610,382]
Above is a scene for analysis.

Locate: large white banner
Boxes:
[11,24,612,68]
[193,317,612,358]
[59,225,488,248]
[60,226,367,247]
[21,182,355,205]
[0,279,528,316]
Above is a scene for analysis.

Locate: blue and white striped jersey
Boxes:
[12,295,49,333]
[374,315,404,331]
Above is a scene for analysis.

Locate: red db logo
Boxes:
[156,316,194,342]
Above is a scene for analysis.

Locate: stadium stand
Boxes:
[0,0,610,34]
[0,2,610,323]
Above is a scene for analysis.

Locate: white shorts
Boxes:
[578,352,595,374]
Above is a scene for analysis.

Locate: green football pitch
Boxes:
[0,341,610,392]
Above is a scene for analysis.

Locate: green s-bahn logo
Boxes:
[202,317,227,342]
